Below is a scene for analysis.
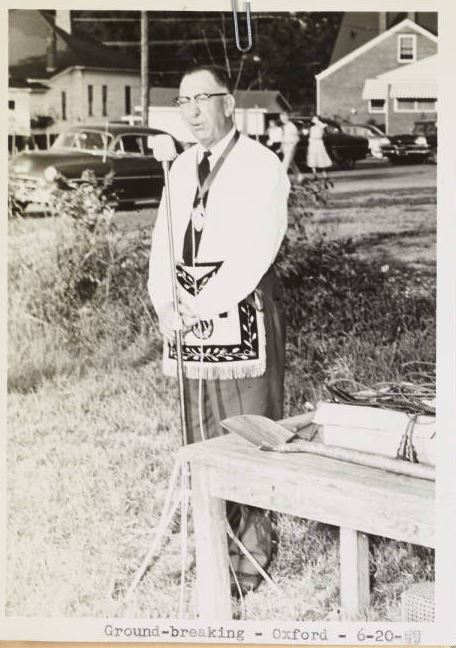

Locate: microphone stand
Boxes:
[125,157,190,605]
[162,159,188,447]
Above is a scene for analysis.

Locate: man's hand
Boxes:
[178,299,199,329]
[177,286,200,327]
[158,303,183,342]
[158,299,199,342]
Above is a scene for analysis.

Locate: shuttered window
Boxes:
[398,34,417,62]
[61,91,67,120]
[125,86,131,115]
[102,85,108,117]
[88,85,93,117]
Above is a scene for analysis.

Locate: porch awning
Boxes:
[390,80,437,99]
[362,79,388,100]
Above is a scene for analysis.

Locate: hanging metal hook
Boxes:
[231,0,253,53]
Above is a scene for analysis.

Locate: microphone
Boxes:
[148,134,178,162]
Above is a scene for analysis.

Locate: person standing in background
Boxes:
[307,115,332,178]
[266,118,283,157]
[279,111,303,182]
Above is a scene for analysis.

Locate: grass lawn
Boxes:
[6,182,436,620]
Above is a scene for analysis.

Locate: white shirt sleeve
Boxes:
[192,165,289,318]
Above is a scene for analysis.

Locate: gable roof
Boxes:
[10,9,138,82]
[234,89,290,111]
[9,78,49,91]
[316,18,438,81]
[329,12,437,66]
[42,12,138,71]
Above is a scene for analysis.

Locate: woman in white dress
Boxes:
[307,115,332,178]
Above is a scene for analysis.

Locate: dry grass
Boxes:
[6,185,436,620]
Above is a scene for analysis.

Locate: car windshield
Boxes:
[414,122,436,137]
[367,125,385,136]
[52,130,113,152]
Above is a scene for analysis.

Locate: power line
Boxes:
[101,37,228,46]
[72,14,313,23]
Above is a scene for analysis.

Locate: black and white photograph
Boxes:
[3,2,455,641]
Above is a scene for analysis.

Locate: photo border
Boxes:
[1,0,455,643]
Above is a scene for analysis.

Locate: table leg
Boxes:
[339,527,370,618]
[190,463,232,620]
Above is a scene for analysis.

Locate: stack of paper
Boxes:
[313,403,436,466]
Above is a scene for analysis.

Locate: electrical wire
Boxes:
[178,460,190,617]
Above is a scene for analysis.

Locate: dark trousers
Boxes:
[183,269,285,576]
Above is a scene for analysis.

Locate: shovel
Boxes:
[220,414,435,481]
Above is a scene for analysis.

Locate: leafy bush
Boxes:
[8,171,435,397]
[36,171,116,327]
[278,236,434,340]
[276,200,435,408]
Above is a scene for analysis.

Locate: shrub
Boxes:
[277,192,435,408]
[8,171,435,397]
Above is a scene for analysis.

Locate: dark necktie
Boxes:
[182,150,211,265]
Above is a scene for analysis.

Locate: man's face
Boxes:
[178,70,234,149]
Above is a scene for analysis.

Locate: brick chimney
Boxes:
[378,13,387,33]
[46,33,57,74]
[55,10,71,34]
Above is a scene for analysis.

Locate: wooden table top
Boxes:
[180,433,435,548]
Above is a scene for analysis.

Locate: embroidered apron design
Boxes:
[162,262,266,380]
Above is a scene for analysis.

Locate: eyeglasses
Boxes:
[173,92,228,107]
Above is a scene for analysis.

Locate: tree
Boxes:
[71,10,343,110]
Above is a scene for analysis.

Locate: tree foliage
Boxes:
[71,10,343,110]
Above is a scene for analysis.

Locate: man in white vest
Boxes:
[148,65,290,595]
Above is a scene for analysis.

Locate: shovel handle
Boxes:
[261,439,435,481]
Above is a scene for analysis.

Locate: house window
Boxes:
[102,85,108,117]
[368,99,386,113]
[395,98,437,112]
[398,34,417,62]
[416,99,437,111]
[125,85,131,115]
[61,91,67,120]
[8,100,15,110]
[88,85,93,117]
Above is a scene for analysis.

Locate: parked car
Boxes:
[292,116,369,170]
[381,119,437,165]
[340,123,390,158]
[9,123,183,211]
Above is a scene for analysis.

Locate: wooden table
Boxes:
[180,421,435,621]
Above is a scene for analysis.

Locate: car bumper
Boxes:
[381,145,430,158]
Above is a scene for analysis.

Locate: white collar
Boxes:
[197,125,237,166]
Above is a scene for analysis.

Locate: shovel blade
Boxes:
[220,414,296,448]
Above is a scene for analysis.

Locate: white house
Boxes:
[315,18,437,132]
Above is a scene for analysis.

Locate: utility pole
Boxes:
[141,11,149,126]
